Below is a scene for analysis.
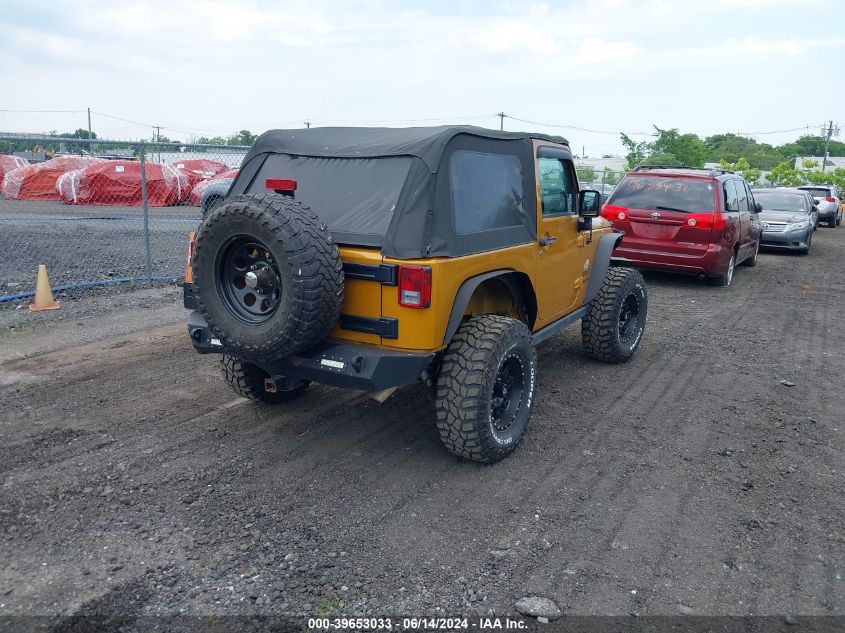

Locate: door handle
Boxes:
[539,235,557,246]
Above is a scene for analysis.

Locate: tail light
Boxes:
[824,196,836,203]
[266,178,297,193]
[184,231,196,283]
[685,212,726,229]
[398,265,432,309]
[601,204,627,221]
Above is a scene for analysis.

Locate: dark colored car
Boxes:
[752,188,818,254]
[200,177,235,215]
[797,184,841,227]
[600,166,762,286]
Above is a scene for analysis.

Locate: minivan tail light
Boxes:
[398,265,432,309]
[601,204,627,221]
[686,212,725,229]
[824,196,836,202]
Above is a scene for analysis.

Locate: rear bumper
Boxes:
[761,228,811,250]
[186,311,435,392]
[612,243,729,276]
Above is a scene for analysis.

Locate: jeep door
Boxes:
[534,147,590,322]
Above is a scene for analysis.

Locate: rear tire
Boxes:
[741,239,759,267]
[581,267,647,363]
[709,251,736,287]
[435,315,537,464]
[220,355,309,404]
[829,218,837,228]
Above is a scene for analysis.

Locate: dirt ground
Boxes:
[0,228,843,625]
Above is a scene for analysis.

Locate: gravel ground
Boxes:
[0,198,199,300]
[0,227,842,627]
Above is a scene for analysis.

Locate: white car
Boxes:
[797,185,842,227]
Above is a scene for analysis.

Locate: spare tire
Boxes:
[192,193,343,362]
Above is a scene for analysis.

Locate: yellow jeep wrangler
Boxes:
[185,126,647,463]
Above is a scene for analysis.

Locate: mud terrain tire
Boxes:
[193,194,343,362]
[581,266,647,363]
[220,355,309,404]
[435,315,537,464]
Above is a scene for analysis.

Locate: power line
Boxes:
[502,114,653,136]
[0,109,86,114]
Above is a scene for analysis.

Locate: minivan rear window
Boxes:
[608,176,715,213]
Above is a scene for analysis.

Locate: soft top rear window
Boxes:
[798,187,832,198]
[608,176,714,213]
[251,154,413,240]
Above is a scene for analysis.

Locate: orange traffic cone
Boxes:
[29,264,60,312]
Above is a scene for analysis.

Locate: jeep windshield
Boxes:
[608,176,715,213]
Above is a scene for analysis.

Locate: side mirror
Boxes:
[579,189,601,217]
[754,202,762,213]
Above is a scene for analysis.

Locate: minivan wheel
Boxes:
[435,315,537,464]
[741,239,760,267]
[581,267,648,363]
[710,251,736,287]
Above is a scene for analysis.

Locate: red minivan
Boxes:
[600,166,762,286]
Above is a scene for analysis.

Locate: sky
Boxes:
[1,0,843,156]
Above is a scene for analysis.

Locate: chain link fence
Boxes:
[0,135,248,307]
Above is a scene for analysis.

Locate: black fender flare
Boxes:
[584,232,624,305]
[443,270,535,345]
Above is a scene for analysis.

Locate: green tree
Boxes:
[229,130,257,146]
[575,164,596,183]
[651,126,706,168]
[718,157,760,184]
[620,133,649,170]
[768,162,803,187]
[601,168,621,186]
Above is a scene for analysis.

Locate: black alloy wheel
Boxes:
[216,236,282,324]
[490,354,526,436]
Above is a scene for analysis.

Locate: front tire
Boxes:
[801,231,813,255]
[581,267,647,363]
[435,315,537,464]
[220,355,309,404]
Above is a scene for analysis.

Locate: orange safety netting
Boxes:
[172,159,228,197]
[2,155,106,200]
[57,160,189,207]
[0,154,29,191]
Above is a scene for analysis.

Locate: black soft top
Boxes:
[231,126,571,259]
[243,126,568,172]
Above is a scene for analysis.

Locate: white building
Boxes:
[797,156,845,170]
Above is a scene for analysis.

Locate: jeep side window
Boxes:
[450,150,525,234]
[538,157,576,216]
[724,180,739,211]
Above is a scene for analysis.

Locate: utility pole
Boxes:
[497,112,505,131]
[821,120,839,172]
[304,121,311,129]
[87,107,92,154]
